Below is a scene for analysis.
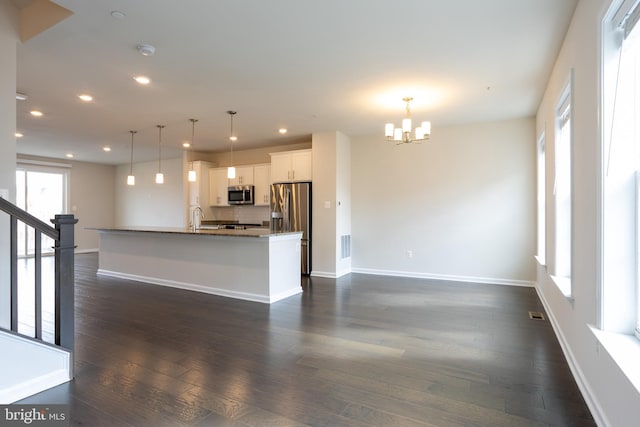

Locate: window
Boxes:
[552,77,573,297]
[537,133,546,265]
[601,0,640,335]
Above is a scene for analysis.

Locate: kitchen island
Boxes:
[93,227,303,304]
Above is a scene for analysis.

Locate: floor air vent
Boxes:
[528,311,546,320]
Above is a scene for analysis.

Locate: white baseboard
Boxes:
[534,285,608,427]
[98,269,300,304]
[0,332,71,404]
[1,368,70,404]
[75,248,98,254]
[351,267,535,287]
[269,287,303,303]
[310,271,339,279]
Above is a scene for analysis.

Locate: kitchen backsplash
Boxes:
[212,206,270,225]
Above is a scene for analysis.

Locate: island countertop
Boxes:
[91,226,302,239]
[93,226,304,304]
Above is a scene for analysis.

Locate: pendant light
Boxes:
[155,124,165,184]
[188,118,198,182]
[127,130,137,186]
[226,111,237,179]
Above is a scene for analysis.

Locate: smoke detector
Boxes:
[136,44,155,57]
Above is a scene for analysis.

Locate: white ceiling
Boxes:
[14,0,578,165]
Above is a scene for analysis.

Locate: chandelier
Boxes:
[384,97,431,144]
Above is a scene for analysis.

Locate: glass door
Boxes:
[16,165,69,257]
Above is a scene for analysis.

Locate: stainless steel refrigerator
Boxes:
[270,182,311,275]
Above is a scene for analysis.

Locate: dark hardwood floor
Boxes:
[18,253,595,426]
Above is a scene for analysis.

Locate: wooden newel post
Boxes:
[52,214,78,354]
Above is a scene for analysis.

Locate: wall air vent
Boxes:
[528,311,546,320]
[340,235,351,259]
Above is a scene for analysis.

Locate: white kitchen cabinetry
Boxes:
[209,168,229,206]
[270,149,312,183]
[228,166,254,186]
[188,161,214,206]
[253,164,271,206]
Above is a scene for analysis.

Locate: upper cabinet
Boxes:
[270,149,312,183]
[209,168,229,206]
[228,166,254,186]
[188,161,214,206]
[210,164,270,206]
[253,164,271,206]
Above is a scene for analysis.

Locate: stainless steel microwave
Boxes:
[228,185,254,205]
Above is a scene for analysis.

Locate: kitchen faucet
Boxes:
[192,206,204,231]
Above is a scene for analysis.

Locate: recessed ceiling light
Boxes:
[110,10,125,19]
[15,132,23,138]
[65,153,74,158]
[78,94,93,102]
[133,76,151,85]
[103,146,111,152]
[278,128,288,134]
[30,110,43,117]
[182,142,191,148]
[16,92,28,101]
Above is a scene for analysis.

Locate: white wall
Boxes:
[312,132,338,276]
[336,132,352,276]
[208,141,311,166]
[535,1,640,426]
[312,131,352,277]
[115,157,186,227]
[0,2,19,329]
[351,117,536,285]
[69,161,115,250]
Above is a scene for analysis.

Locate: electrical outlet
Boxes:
[407,250,413,258]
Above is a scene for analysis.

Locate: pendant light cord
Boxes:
[227,110,237,165]
[129,130,137,175]
[157,125,165,172]
[189,119,197,168]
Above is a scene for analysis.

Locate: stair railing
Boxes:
[0,197,77,358]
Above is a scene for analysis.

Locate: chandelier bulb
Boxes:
[385,123,394,137]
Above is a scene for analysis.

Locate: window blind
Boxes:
[558,96,571,128]
[614,0,640,38]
